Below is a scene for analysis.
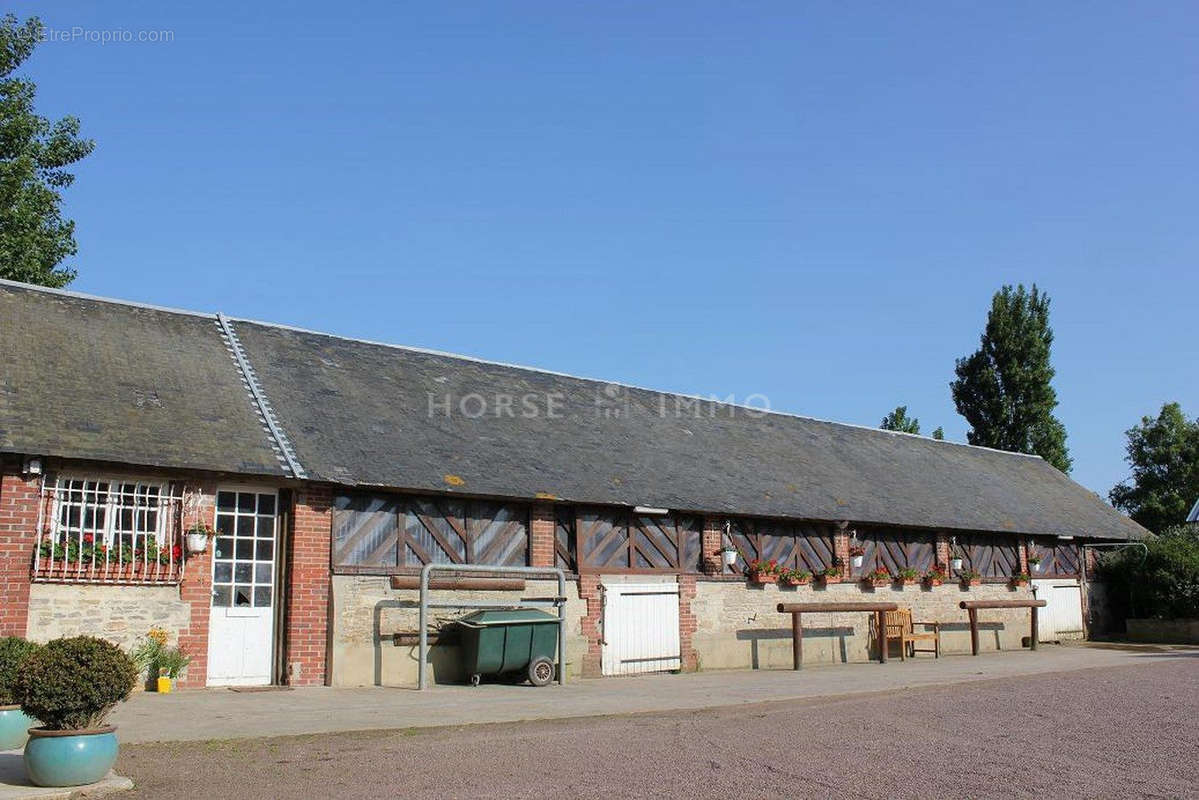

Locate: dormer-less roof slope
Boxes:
[1,280,1147,541]
[0,282,287,477]
[230,319,1146,541]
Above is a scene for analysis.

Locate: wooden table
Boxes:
[958,599,1047,655]
[776,602,900,669]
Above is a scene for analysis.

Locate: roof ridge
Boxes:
[0,277,1042,463]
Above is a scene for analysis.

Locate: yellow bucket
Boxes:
[156,677,172,694]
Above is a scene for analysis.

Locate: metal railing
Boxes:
[32,480,187,584]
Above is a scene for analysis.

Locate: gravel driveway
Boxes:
[118,657,1199,799]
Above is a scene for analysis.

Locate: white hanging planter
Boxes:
[1031,561,1043,574]
[185,531,210,554]
[850,555,864,570]
[950,557,963,572]
[721,548,738,566]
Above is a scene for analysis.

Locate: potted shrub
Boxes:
[1010,572,1031,588]
[747,559,780,584]
[0,637,41,750]
[864,567,891,588]
[848,544,866,570]
[16,636,137,788]
[779,568,812,587]
[185,523,215,554]
[816,560,844,585]
[959,569,982,588]
[1028,555,1043,574]
[895,567,920,586]
[922,564,948,587]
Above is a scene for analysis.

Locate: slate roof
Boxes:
[1,280,1147,541]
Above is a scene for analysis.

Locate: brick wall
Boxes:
[286,485,333,686]
[0,471,39,637]
[176,481,216,688]
[529,503,555,567]
[577,574,603,677]
[701,516,724,575]
[678,574,698,671]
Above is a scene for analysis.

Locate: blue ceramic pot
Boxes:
[23,726,119,787]
[0,706,35,751]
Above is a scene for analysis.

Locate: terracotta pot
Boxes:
[925,578,943,587]
[817,574,841,585]
[748,572,777,584]
[962,578,982,587]
[899,578,917,585]
[780,577,810,587]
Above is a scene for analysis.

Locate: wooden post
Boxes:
[968,608,979,655]
[791,612,803,670]
[876,610,888,663]
[1030,606,1039,651]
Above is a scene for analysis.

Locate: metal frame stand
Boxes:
[418,563,568,690]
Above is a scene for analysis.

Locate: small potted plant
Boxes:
[923,564,948,587]
[848,544,866,570]
[895,567,920,586]
[15,636,137,788]
[1028,555,1043,574]
[779,568,812,587]
[816,559,844,585]
[185,523,215,554]
[864,567,891,588]
[153,647,191,693]
[959,569,982,588]
[0,637,41,751]
[1010,571,1031,588]
[747,559,780,584]
[720,544,739,567]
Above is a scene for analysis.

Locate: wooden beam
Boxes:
[777,602,899,613]
[389,576,526,591]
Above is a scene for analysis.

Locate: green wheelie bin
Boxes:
[456,608,559,687]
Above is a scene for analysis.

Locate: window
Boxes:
[211,490,277,608]
[37,476,181,583]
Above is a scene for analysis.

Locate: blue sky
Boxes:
[11,1,1198,499]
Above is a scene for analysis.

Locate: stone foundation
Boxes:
[329,575,587,687]
[691,578,1038,670]
[26,582,191,651]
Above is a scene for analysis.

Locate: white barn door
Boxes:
[601,582,681,676]
[1033,579,1085,642]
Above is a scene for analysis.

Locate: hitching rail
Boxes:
[958,599,1047,656]
[776,602,900,670]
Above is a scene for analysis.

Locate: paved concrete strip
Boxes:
[0,753,132,800]
[109,644,1195,744]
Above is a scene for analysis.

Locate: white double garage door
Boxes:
[601,579,682,676]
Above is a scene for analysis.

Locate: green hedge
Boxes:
[0,637,41,706]
[1098,527,1199,622]
[14,636,136,730]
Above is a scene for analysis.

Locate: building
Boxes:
[0,279,1148,688]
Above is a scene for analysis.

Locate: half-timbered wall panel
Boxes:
[554,507,577,572]
[855,527,935,576]
[726,517,835,575]
[576,508,702,572]
[1027,538,1081,577]
[332,493,528,571]
[958,534,1020,579]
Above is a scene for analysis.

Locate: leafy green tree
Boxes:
[881,405,920,434]
[931,426,944,440]
[950,284,1072,472]
[1109,403,1199,533]
[1,14,93,288]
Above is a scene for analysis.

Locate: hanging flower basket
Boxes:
[848,544,866,571]
[1029,557,1043,574]
[721,546,738,566]
[950,557,964,572]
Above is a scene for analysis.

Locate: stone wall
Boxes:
[329,575,587,687]
[691,578,1038,670]
[26,583,192,652]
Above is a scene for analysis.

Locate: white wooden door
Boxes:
[601,582,681,676]
[207,489,279,686]
[1033,579,1085,642]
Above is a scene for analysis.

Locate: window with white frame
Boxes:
[40,476,179,579]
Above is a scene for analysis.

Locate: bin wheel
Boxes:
[528,657,554,687]
[469,673,481,687]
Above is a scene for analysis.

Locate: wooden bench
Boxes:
[883,608,940,660]
[959,599,1047,655]
[776,602,899,669]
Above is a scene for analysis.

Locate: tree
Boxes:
[0,14,93,288]
[881,405,920,434]
[950,284,1072,472]
[1109,403,1199,533]
[931,426,944,440]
